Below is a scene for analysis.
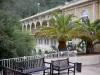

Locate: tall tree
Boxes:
[0,10,35,58]
[73,18,100,54]
[0,0,66,18]
[35,13,77,51]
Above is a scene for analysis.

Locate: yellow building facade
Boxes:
[20,0,100,53]
[59,0,100,22]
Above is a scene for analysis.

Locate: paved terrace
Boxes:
[0,52,100,75]
[0,63,100,75]
[30,64,100,75]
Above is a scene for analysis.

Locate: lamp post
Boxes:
[37,3,40,13]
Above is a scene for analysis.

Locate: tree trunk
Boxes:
[58,40,67,51]
[86,41,94,54]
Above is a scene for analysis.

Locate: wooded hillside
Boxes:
[0,0,72,18]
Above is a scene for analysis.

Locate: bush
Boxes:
[0,10,35,58]
[38,49,42,55]
[45,50,49,54]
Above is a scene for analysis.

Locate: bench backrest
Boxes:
[1,66,30,75]
[14,58,44,70]
[51,58,69,67]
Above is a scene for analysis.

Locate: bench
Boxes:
[14,58,51,75]
[0,65,29,75]
[51,58,75,75]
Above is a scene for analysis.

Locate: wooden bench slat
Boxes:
[51,58,76,75]
[13,58,50,74]
[22,66,50,73]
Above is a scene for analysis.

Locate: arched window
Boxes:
[44,39,46,45]
[44,39,49,45]
[81,10,88,22]
[36,21,40,28]
[31,23,35,30]
[40,38,43,44]
[51,39,56,46]
[39,39,41,44]
[27,24,30,31]
[46,39,49,45]
[81,10,88,17]
[42,20,47,26]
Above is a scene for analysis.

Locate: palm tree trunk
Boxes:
[58,40,67,51]
[86,41,94,54]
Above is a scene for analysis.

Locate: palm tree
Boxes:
[95,19,100,41]
[35,13,77,51]
[73,18,100,54]
[96,30,100,41]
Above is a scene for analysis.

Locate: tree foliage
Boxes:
[0,10,35,58]
[35,13,77,51]
[0,0,69,18]
[72,18,100,53]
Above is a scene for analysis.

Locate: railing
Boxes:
[0,51,77,69]
[0,55,42,69]
[45,51,77,59]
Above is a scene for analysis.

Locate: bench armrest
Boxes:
[44,62,51,64]
[52,64,60,69]
[69,62,75,64]
[69,62,76,66]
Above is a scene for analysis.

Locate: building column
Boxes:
[49,38,51,46]
[34,22,37,29]
[24,24,27,31]
[22,24,24,31]
[75,8,77,16]
[37,37,39,45]
[98,1,100,19]
[30,24,32,31]
[40,21,42,26]
[93,2,95,21]
[47,21,49,27]
[29,23,32,32]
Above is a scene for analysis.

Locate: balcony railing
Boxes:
[0,51,77,69]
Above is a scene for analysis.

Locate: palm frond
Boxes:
[96,30,100,40]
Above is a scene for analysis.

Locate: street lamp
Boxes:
[37,3,40,13]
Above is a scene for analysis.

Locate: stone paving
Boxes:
[0,64,99,75]
[30,64,100,75]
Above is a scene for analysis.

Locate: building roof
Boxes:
[20,0,92,22]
